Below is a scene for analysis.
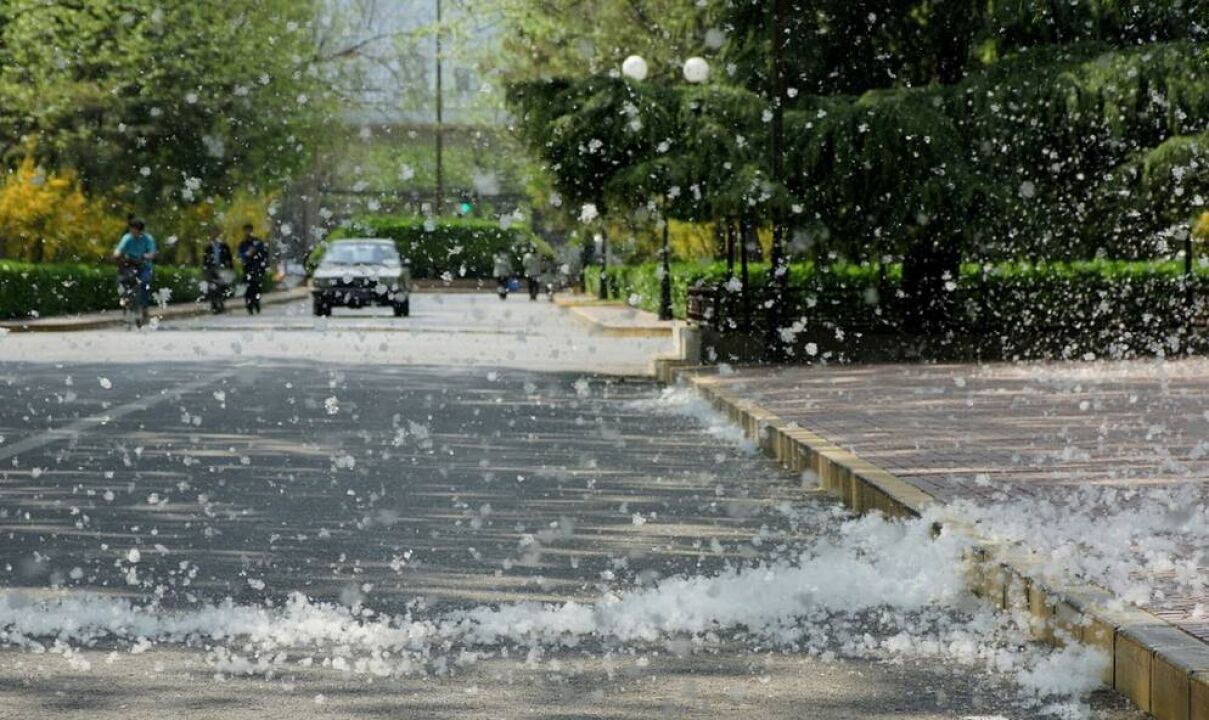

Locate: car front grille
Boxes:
[333,277,379,290]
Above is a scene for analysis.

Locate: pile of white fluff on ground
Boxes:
[2,507,1105,718]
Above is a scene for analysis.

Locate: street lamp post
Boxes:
[597,231,608,300]
[767,0,789,360]
[434,0,444,216]
[659,210,673,320]
[623,54,709,321]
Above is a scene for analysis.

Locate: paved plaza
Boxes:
[698,359,1209,644]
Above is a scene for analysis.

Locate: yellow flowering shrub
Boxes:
[1195,211,1209,241]
[0,157,123,262]
[152,191,278,266]
[218,191,276,243]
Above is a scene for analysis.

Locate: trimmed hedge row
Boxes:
[590,260,1209,359]
[588,260,895,323]
[0,261,206,320]
[318,216,551,279]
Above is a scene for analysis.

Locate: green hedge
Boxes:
[315,216,551,279]
[591,259,1209,359]
[0,261,205,320]
[588,260,896,323]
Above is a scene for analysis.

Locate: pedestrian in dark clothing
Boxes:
[203,233,234,275]
[237,223,268,315]
[202,230,235,313]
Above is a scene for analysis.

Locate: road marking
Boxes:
[0,370,236,463]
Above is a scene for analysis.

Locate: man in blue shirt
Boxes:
[112,218,157,319]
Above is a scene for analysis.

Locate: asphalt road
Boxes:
[0,297,1141,719]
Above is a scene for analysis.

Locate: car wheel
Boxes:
[312,297,329,317]
[394,298,410,317]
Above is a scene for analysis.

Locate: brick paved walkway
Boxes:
[702,358,1209,644]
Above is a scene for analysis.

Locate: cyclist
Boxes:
[112,218,157,323]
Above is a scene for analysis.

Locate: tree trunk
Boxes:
[901,230,961,336]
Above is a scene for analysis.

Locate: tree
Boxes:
[0,0,335,216]
[721,0,1209,329]
[491,0,719,85]
[504,0,1209,334]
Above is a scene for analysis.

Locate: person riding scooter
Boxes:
[202,230,235,314]
[493,250,514,300]
[522,247,542,301]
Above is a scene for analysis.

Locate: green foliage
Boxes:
[590,260,893,323]
[317,216,550,279]
[952,41,1209,259]
[506,1,1209,282]
[491,0,717,85]
[594,258,1207,358]
[509,77,682,213]
[0,0,334,209]
[0,261,203,319]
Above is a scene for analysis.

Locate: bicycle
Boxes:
[116,257,148,329]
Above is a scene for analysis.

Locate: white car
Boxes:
[310,239,411,317]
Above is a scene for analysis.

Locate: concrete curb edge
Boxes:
[559,303,676,338]
[0,287,311,333]
[667,364,1209,720]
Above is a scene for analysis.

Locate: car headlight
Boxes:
[314,277,333,288]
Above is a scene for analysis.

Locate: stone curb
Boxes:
[551,294,615,308]
[671,366,1209,720]
[558,302,676,338]
[0,287,310,333]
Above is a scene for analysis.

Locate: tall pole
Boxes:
[434,0,444,216]
[659,210,673,320]
[725,218,735,280]
[1186,228,1195,322]
[597,231,609,299]
[741,215,751,329]
[767,0,789,360]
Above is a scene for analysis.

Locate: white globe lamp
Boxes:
[683,56,710,84]
[621,55,649,81]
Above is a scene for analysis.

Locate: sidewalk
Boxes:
[673,358,1209,719]
[0,286,310,332]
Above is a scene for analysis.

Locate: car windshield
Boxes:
[321,243,399,266]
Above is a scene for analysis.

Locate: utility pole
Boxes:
[434,0,444,216]
[766,0,789,360]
